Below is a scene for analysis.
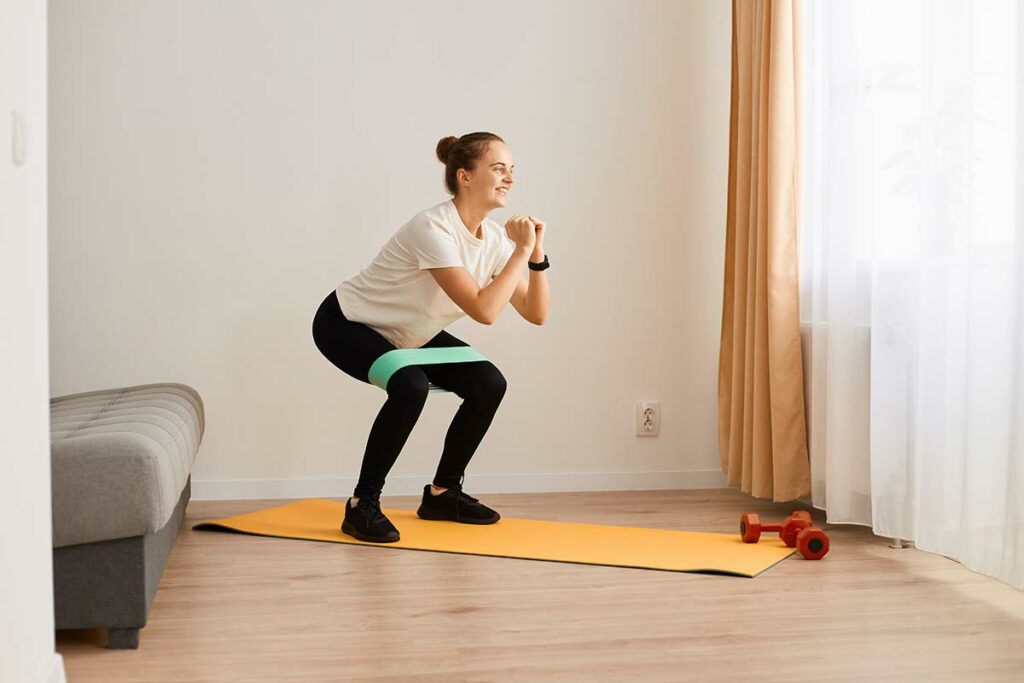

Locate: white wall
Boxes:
[48,0,732,499]
[0,0,66,681]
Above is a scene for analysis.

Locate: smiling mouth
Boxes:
[496,188,509,195]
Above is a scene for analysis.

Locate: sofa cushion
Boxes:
[50,383,204,547]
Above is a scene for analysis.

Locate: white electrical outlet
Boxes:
[636,400,660,436]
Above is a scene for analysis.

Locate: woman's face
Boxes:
[460,142,514,209]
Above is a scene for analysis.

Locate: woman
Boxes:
[312,132,550,543]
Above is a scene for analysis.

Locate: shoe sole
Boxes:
[416,505,500,525]
[341,519,400,543]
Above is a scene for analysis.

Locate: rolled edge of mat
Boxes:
[191,522,250,534]
[367,347,490,390]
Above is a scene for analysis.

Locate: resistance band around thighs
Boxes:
[367,347,490,393]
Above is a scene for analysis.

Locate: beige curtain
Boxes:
[718,0,809,502]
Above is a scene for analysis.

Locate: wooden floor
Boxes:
[57,489,1024,682]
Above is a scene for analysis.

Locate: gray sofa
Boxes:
[50,383,204,649]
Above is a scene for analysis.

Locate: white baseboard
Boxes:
[44,654,66,683]
[191,469,729,501]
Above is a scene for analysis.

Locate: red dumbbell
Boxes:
[740,511,830,560]
[740,511,810,545]
[794,526,830,560]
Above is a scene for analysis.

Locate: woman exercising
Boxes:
[312,132,550,543]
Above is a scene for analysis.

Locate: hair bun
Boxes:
[436,136,459,164]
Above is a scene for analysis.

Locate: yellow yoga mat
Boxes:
[193,498,795,577]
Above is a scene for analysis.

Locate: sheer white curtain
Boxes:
[802,0,1024,588]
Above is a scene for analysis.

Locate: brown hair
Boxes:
[436,132,505,196]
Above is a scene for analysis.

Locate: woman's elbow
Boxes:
[472,309,498,325]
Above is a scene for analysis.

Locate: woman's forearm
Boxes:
[476,246,533,324]
[524,246,549,324]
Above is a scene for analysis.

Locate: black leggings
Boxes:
[311,291,507,500]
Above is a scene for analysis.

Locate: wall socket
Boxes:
[636,400,660,436]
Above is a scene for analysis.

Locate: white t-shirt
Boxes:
[336,199,516,349]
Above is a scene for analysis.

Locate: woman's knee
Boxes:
[472,363,508,402]
[386,366,431,403]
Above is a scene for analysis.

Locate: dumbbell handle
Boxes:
[759,523,784,532]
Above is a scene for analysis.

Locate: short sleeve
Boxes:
[407,219,463,270]
[492,236,516,278]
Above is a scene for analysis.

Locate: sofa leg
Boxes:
[107,627,140,649]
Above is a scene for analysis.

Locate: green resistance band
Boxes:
[367,347,490,393]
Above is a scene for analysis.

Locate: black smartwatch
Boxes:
[528,254,550,271]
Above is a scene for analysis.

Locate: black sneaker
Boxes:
[341,497,400,543]
[416,484,501,524]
